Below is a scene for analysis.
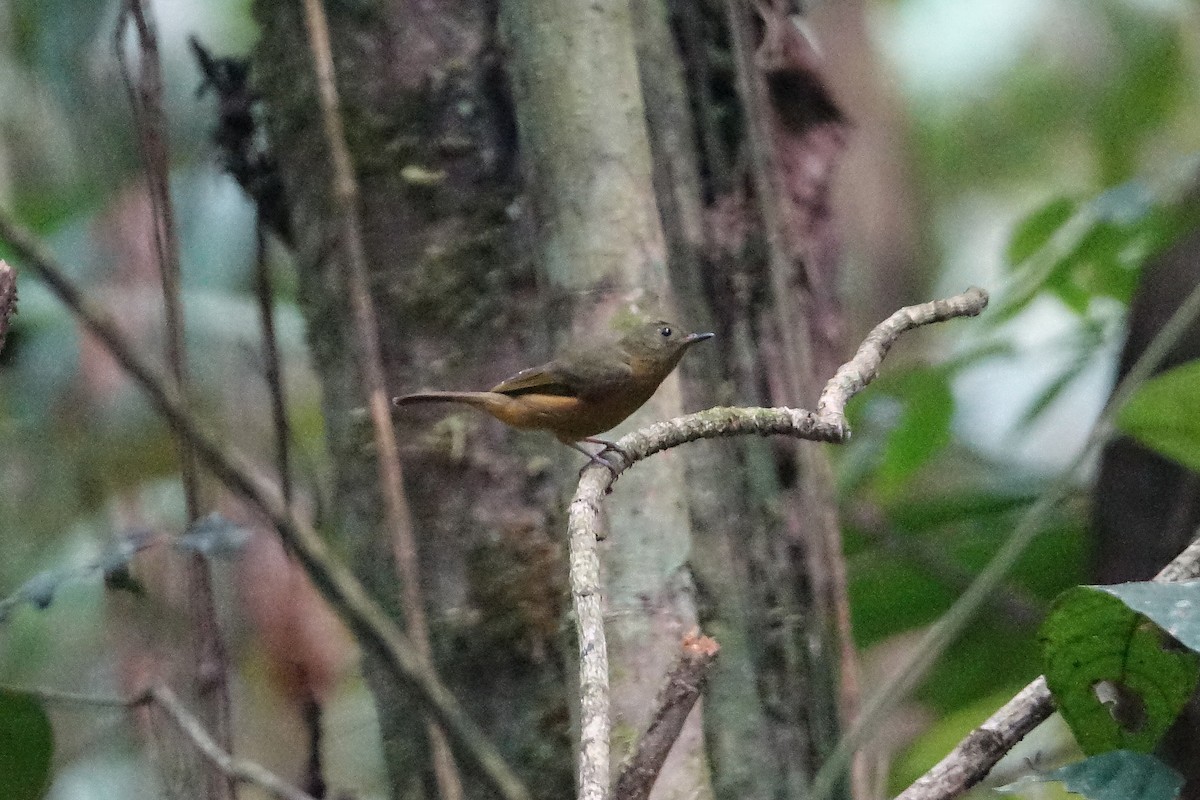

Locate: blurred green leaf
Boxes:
[1007,197,1077,266]
[0,688,53,800]
[853,367,958,496]
[998,751,1182,800]
[998,182,1181,322]
[877,373,954,493]
[1093,2,1186,184]
[1115,360,1200,472]
[886,487,1038,533]
[1041,586,1199,755]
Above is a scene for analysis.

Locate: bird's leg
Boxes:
[582,437,632,463]
[568,441,620,478]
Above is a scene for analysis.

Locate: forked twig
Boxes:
[567,288,989,800]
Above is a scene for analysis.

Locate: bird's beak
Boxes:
[684,332,716,345]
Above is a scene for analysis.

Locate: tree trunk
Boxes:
[502,1,715,796]
[251,0,848,797]
[253,3,571,798]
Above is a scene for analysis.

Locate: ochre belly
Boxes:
[490,386,656,442]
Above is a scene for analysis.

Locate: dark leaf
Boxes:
[0,689,54,800]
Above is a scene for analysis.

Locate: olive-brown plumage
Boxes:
[393,319,714,468]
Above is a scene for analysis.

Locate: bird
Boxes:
[393,319,715,471]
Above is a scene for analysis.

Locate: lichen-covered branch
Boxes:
[817,287,989,431]
[893,679,1053,800]
[567,287,988,800]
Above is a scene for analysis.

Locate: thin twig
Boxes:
[115,0,200,515]
[567,288,989,800]
[891,279,1200,800]
[0,684,133,708]
[252,228,294,507]
[613,633,720,800]
[252,227,312,789]
[0,260,15,355]
[115,7,233,797]
[296,2,463,798]
[0,211,532,800]
[150,685,319,800]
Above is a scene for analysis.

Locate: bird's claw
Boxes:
[597,442,632,463]
[579,451,621,482]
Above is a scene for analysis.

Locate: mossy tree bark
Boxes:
[253,3,571,798]
[251,0,847,798]
[630,2,808,798]
[631,1,849,797]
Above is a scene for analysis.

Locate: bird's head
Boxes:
[619,319,715,366]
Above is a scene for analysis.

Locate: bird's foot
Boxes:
[570,441,622,482]
[580,450,620,480]
[584,437,632,464]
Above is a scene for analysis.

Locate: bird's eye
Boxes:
[659,326,672,338]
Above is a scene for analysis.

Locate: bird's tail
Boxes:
[393,391,502,409]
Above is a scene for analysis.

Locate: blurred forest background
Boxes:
[2,0,1200,799]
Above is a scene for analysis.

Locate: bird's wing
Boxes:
[490,354,634,399]
[490,363,578,397]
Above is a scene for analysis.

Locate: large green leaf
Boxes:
[998,751,1182,800]
[1098,581,1200,654]
[0,689,53,800]
[1041,586,1200,755]
[1115,360,1200,472]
